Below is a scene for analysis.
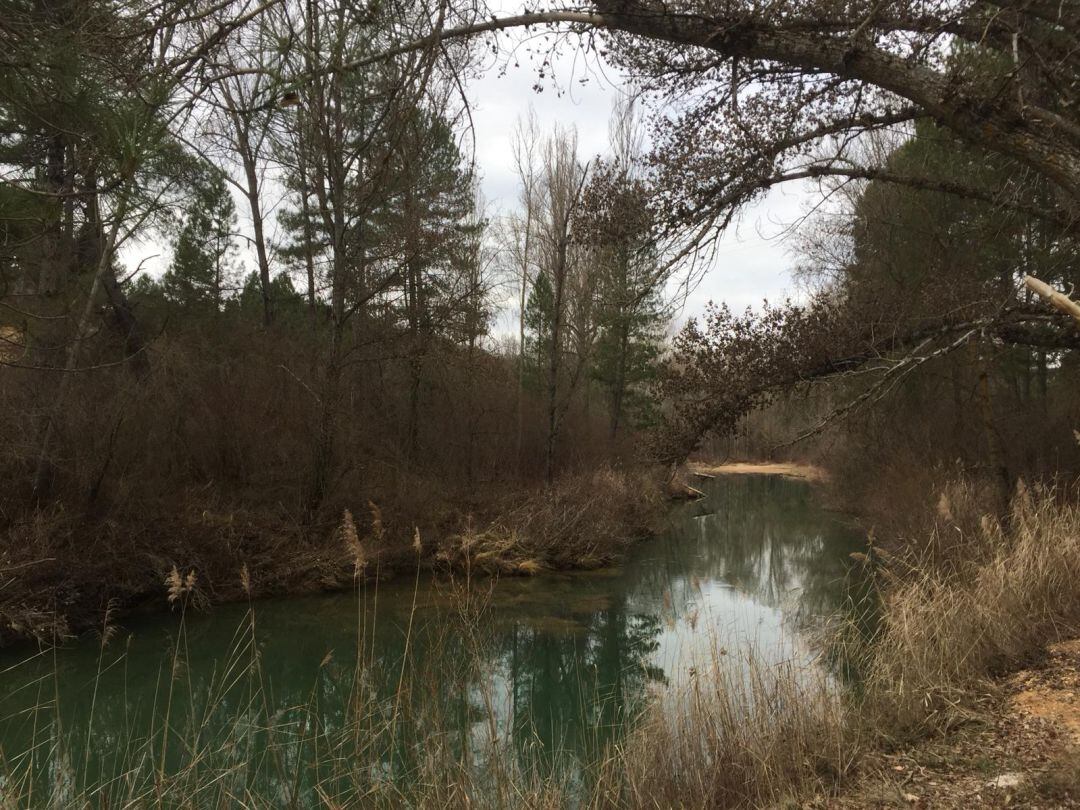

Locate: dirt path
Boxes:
[821,639,1080,808]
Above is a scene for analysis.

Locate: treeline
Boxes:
[0,0,680,640]
[0,0,672,532]
[674,120,1080,524]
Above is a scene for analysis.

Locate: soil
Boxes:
[813,639,1080,808]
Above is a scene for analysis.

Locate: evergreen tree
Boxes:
[578,163,668,437]
[162,172,239,312]
[523,270,555,389]
[237,271,306,324]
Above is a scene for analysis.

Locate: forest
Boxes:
[1,0,1079,807]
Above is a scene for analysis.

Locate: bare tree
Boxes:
[344,2,1080,234]
[507,108,541,472]
[201,26,281,327]
[532,127,589,482]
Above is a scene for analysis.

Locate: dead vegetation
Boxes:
[0,466,664,647]
[824,639,1080,808]
[855,480,1080,739]
[688,459,827,481]
[586,654,858,808]
[575,478,1080,808]
[436,467,663,575]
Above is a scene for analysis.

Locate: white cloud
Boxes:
[467,14,815,325]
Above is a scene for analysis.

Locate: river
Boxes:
[0,473,867,804]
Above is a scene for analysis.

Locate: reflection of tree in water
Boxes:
[493,605,664,769]
[627,475,867,626]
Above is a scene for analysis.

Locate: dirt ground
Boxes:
[813,639,1080,808]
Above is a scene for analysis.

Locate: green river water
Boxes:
[0,473,868,804]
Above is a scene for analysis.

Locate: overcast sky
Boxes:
[124,13,819,328]
[466,27,816,327]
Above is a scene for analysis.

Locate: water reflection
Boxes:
[0,474,866,801]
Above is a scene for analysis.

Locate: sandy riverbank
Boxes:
[688,460,827,481]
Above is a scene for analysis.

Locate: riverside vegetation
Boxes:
[1,476,1078,807]
[3,0,1080,806]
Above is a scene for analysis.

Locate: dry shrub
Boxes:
[858,479,1080,737]
[437,467,664,574]
[0,466,664,644]
[510,467,663,568]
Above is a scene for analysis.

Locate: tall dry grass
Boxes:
[585,652,859,809]
[577,478,1080,808]
[856,479,1080,737]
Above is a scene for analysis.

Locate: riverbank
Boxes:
[829,638,1080,808]
[0,465,666,647]
[574,475,1080,808]
[3,469,1077,806]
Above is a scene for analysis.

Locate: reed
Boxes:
[857,479,1080,738]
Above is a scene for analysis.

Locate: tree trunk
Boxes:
[610,321,630,440]
[545,253,567,484]
[241,151,273,327]
[33,188,129,500]
[516,220,532,476]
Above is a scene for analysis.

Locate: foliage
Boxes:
[660,120,1080,471]
[161,170,240,312]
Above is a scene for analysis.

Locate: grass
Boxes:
[855,479,1080,738]
[585,650,859,808]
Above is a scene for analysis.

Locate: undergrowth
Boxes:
[0,466,664,647]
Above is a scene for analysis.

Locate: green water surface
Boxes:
[0,474,867,804]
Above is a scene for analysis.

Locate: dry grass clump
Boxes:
[437,467,664,574]
[588,653,858,809]
[856,479,1080,737]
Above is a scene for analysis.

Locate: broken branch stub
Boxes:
[1024,275,1080,325]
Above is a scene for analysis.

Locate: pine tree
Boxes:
[523,270,555,390]
[162,172,239,312]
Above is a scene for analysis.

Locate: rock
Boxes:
[986,772,1024,789]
